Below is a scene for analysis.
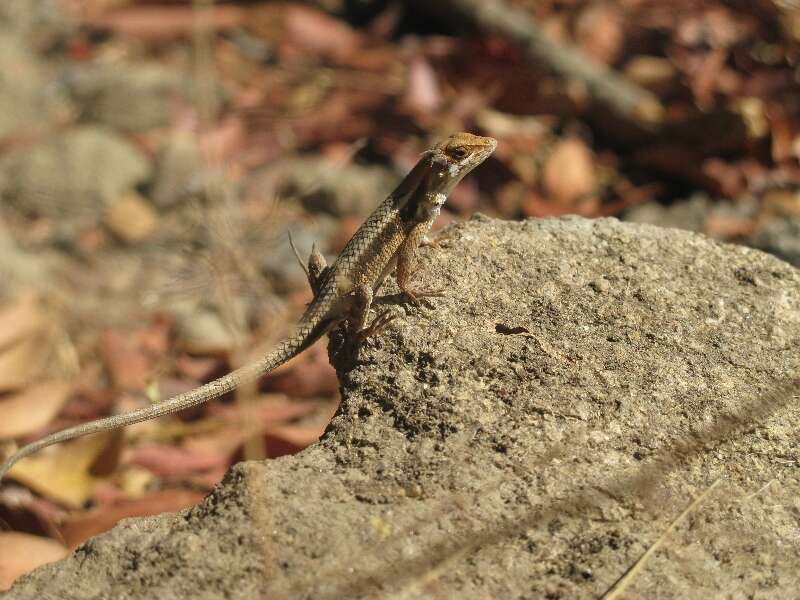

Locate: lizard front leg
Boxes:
[396,221,444,305]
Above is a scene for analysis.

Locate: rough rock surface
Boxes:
[0,126,150,220]
[4,216,800,600]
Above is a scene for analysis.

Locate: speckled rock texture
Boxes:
[4,216,799,600]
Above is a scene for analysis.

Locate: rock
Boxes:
[150,133,204,209]
[624,193,758,236]
[0,126,151,220]
[750,216,800,266]
[260,217,338,291]
[0,36,71,139]
[62,65,218,133]
[250,157,396,218]
[104,193,159,243]
[5,217,800,599]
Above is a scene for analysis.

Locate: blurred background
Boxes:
[1,0,799,586]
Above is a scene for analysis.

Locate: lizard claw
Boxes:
[402,287,445,306]
[356,309,397,341]
[420,231,453,249]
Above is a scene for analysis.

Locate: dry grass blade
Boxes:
[600,478,723,600]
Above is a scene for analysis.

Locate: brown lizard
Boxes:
[0,132,496,481]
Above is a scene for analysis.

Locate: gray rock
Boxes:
[0,126,151,220]
[150,133,205,208]
[5,217,799,599]
[750,216,800,267]
[0,35,71,139]
[0,0,72,39]
[261,216,338,291]
[624,193,758,236]
[61,65,222,133]
[251,157,396,218]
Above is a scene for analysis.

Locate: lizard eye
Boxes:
[449,147,467,160]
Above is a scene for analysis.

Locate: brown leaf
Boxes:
[265,343,338,398]
[0,533,67,590]
[402,54,442,116]
[0,382,73,439]
[104,193,159,243]
[59,489,205,550]
[264,424,325,458]
[574,2,624,64]
[0,296,55,391]
[6,433,116,508]
[542,138,596,207]
[101,330,152,391]
[126,443,227,478]
[0,294,44,351]
[89,6,245,41]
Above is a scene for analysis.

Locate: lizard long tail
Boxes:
[0,323,328,481]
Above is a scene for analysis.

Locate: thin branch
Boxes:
[441,0,665,129]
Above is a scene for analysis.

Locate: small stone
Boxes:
[104,193,159,243]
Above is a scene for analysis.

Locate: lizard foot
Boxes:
[356,309,397,341]
[420,231,454,249]
[402,287,445,306]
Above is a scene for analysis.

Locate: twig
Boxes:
[439,0,665,129]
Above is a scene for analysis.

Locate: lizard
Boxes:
[0,132,497,482]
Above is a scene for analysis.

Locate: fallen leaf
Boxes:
[126,443,227,478]
[263,424,325,458]
[7,433,116,508]
[0,532,68,591]
[0,382,73,439]
[0,335,50,392]
[101,330,152,391]
[104,192,159,243]
[0,294,44,351]
[402,54,442,116]
[59,489,206,550]
[542,138,596,207]
[0,296,57,391]
[574,2,624,64]
[89,6,245,41]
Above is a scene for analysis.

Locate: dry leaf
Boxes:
[101,331,152,391]
[542,138,596,207]
[0,532,68,591]
[127,443,227,478]
[0,296,52,391]
[59,489,205,550]
[89,6,245,41]
[104,193,158,243]
[0,294,44,351]
[7,433,116,508]
[574,2,624,64]
[0,335,51,392]
[0,382,73,439]
[403,54,442,116]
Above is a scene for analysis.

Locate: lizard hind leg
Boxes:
[350,284,396,341]
[288,232,328,296]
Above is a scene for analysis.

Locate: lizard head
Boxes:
[426,132,497,197]
[398,132,496,223]
[392,132,496,224]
